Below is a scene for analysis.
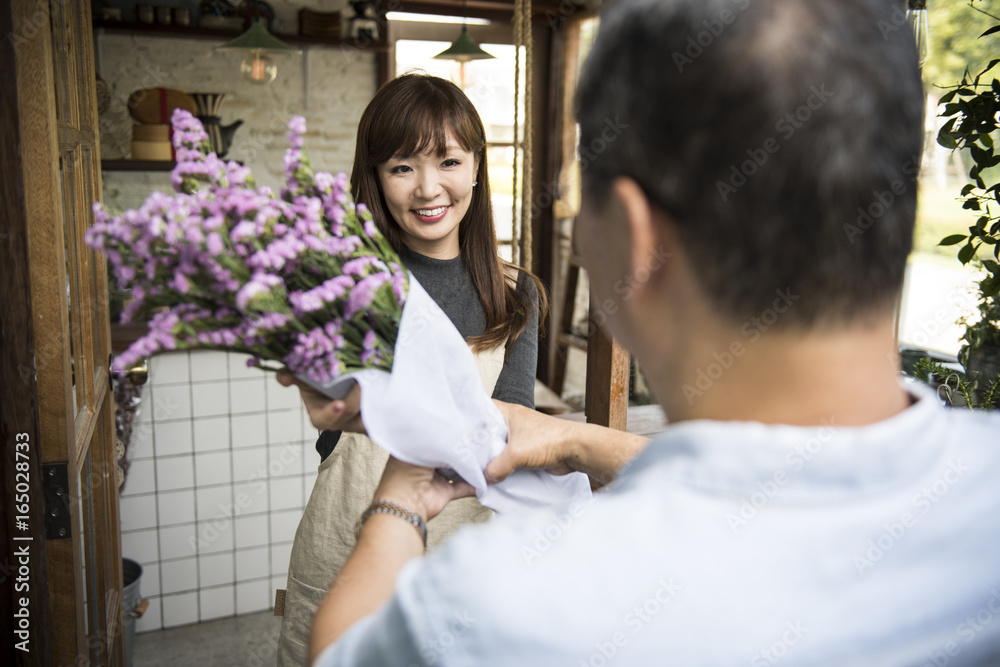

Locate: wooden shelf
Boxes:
[92,20,389,51]
[102,159,175,172]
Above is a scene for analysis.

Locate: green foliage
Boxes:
[936,2,1000,383]
[926,0,1000,90]
[912,357,1000,408]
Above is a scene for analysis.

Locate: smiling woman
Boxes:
[275,72,548,667]
[376,135,479,259]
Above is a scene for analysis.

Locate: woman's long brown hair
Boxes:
[351,72,547,354]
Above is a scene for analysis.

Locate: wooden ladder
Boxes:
[551,254,630,430]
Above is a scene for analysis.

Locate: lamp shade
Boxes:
[217,20,301,53]
[433,27,495,62]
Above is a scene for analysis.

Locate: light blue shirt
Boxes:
[317,383,1000,666]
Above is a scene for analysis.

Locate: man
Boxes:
[305,0,1000,664]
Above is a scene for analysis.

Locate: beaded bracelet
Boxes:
[355,500,428,547]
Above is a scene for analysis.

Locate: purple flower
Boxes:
[288,116,307,149]
[345,273,390,318]
[236,273,283,312]
[389,263,408,306]
[288,275,354,315]
[343,256,385,277]
[283,326,345,382]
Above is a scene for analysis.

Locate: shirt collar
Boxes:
[617,379,949,502]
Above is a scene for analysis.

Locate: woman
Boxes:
[276,72,547,666]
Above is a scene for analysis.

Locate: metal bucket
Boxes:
[123,558,144,667]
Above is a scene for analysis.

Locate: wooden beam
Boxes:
[395,0,568,22]
[585,296,630,430]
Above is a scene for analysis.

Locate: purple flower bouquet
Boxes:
[89,110,592,513]
[87,110,407,398]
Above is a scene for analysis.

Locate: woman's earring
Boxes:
[472,180,478,186]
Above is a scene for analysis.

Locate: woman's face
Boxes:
[377,130,479,259]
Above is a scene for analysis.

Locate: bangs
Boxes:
[364,78,485,164]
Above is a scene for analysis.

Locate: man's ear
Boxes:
[611,177,669,294]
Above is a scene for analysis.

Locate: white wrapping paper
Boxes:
[304,275,592,514]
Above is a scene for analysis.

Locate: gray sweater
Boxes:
[316,248,538,460]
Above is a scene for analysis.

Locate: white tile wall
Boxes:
[192,381,231,418]
[159,524,198,561]
[236,579,271,616]
[160,558,198,595]
[135,595,162,634]
[157,489,196,526]
[151,384,193,422]
[270,510,301,544]
[200,585,236,621]
[232,414,269,448]
[269,477,303,512]
[236,546,270,582]
[199,552,236,588]
[121,459,155,497]
[153,420,193,457]
[235,514,271,549]
[156,456,195,492]
[150,352,190,385]
[104,5,374,629]
[119,493,158,531]
[190,351,229,383]
[194,451,233,487]
[141,563,161,597]
[163,591,199,628]
[121,528,159,564]
[193,417,230,453]
[230,378,268,414]
[232,448,269,484]
[267,409,304,446]
[120,352,317,632]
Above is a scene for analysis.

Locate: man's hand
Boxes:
[486,401,578,482]
[487,400,651,489]
[276,373,366,434]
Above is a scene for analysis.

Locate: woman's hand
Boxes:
[276,373,366,434]
[373,457,477,523]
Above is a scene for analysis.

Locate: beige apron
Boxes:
[276,345,506,666]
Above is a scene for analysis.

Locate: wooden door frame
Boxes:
[3,0,124,663]
[1,1,54,664]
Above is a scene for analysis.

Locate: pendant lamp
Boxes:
[217,20,301,85]
[434,0,495,61]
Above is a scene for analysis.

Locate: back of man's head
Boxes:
[577,0,924,329]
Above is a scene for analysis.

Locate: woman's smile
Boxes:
[411,205,451,223]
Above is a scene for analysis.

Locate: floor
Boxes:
[135,610,282,666]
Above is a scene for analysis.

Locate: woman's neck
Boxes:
[402,241,460,261]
